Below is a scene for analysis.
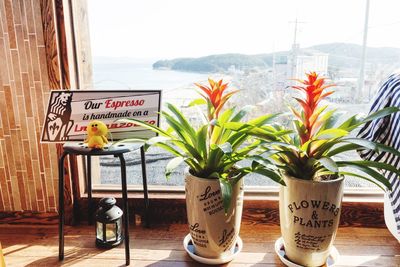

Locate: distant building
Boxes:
[273,51,329,89]
[295,53,329,78]
[273,55,289,90]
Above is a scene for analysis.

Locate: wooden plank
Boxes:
[0,211,58,225]
[0,37,11,85]
[18,0,28,40]
[28,34,41,82]
[4,0,16,49]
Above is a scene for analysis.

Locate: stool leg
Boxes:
[87,155,93,225]
[58,152,68,261]
[118,154,130,266]
[140,146,150,228]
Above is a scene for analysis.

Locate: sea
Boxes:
[93,58,211,90]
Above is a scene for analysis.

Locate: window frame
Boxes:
[67,0,384,203]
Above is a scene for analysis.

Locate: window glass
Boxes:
[83,0,400,188]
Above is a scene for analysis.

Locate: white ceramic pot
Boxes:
[185,168,244,259]
[279,174,344,266]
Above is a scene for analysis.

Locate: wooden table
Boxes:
[0,223,398,266]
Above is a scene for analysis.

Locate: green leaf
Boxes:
[318,109,340,131]
[268,141,299,151]
[317,157,338,173]
[337,114,361,131]
[253,168,285,185]
[341,138,376,150]
[248,155,274,167]
[166,103,197,135]
[343,138,400,157]
[161,111,195,146]
[218,142,233,154]
[340,171,385,191]
[336,161,392,190]
[152,142,183,157]
[223,122,251,131]
[326,143,361,157]
[220,179,233,214]
[188,98,207,107]
[248,113,279,126]
[185,158,203,174]
[235,139,262,157]
[312,139,341,158]
[196,125,208,159]
[119,118,170,137]
[206,144,223,173]
[338,160,400,177]
[247,127,280,141]
[309,105,328,124]
[300,139,313,153]
[315,129,348,139]
[211,108,234,144]
[173,140,203,162]
[341,107,400,131]
[293,120,306,137]
[165,157,185,179]
[362,107,400,124]
[230,105,254,122]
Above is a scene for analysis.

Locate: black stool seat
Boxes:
[58,142,149,266]
[63,142,136,155]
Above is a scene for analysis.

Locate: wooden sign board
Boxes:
[40,90,161,142]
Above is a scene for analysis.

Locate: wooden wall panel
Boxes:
[0,0,62,213]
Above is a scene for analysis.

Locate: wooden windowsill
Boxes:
[87,184,384,202]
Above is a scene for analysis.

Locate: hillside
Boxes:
[152,43,400,73]
[153,54,268,73]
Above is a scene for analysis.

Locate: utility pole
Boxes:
[357,0,370,102]
[289,18,306,80]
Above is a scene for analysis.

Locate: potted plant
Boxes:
[119,78,286,261]
[230,72,400,266]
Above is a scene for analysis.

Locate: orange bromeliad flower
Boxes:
[195,78,239,120]
[291,72,335,145]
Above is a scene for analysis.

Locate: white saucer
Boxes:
[183,234,243,265]
[274,237,339,267]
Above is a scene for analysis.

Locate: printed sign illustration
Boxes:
[41,90,161,142]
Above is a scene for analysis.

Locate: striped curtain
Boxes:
[357,72,400,236]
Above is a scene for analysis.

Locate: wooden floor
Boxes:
[0,223,399,267]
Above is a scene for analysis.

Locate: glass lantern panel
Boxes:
[116,218,122,237]
[106,223,117,242]
[96,222,103,240]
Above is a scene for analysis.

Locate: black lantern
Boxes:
[95,197,123,248]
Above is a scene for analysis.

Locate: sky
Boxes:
[87,0,400,59]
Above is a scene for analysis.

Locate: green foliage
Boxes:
[232,103,400,189]
[116,79,286,213]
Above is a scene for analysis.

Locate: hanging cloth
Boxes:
[357,72,400,240]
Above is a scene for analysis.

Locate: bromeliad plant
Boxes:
[119,78,286,211]
[239,72,400,188]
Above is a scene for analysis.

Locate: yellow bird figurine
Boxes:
[85,120,109,149]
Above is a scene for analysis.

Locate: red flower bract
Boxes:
[291,72,335,144]
[195,78,239,120]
